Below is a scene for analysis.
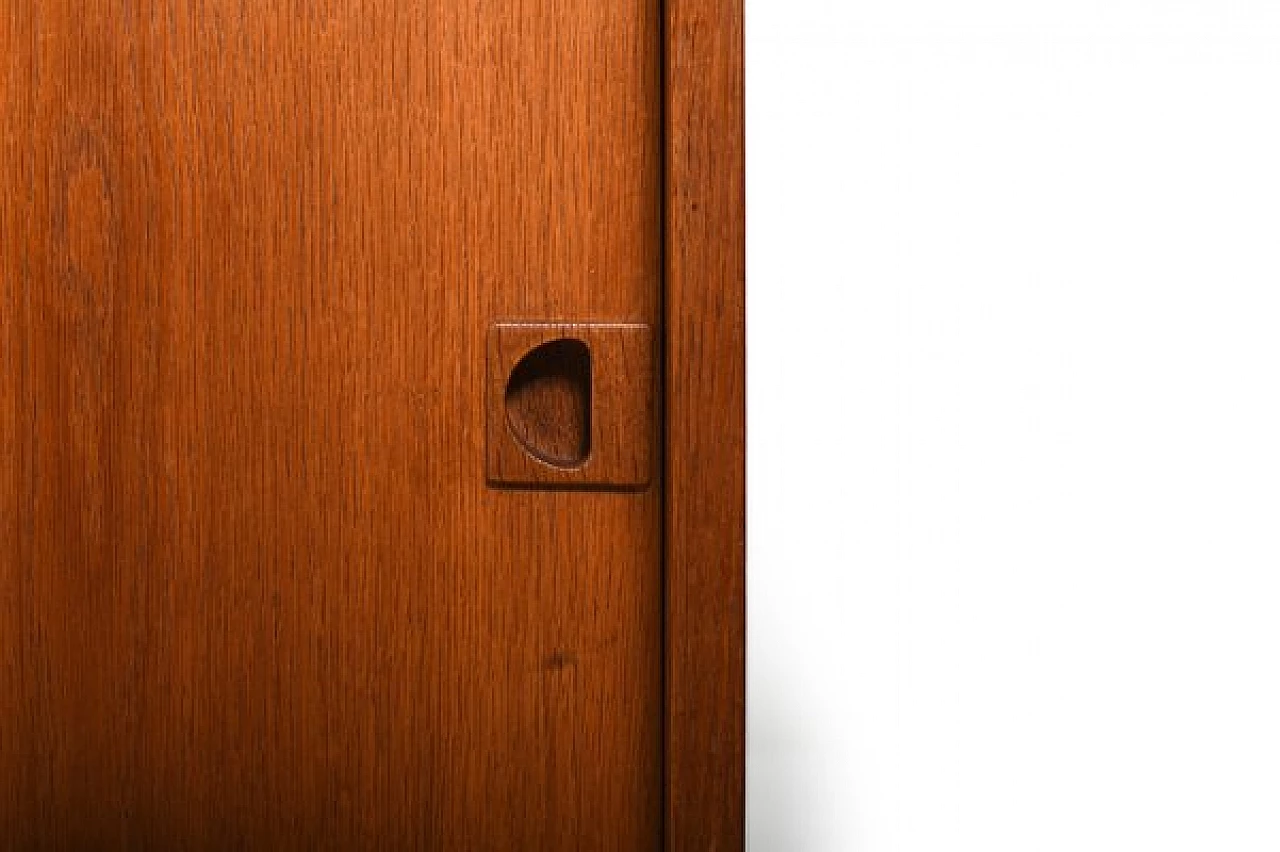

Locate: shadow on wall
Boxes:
[748,661,832,851]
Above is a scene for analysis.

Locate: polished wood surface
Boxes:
[664,0,747,848]
[0,1,663,848]
[488,323,654,490]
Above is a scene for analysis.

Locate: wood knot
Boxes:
[545,649,578,671]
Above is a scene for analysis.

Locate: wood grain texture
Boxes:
[663,0,747,848]
[504,338,594,469]
[488,323,654,489]
[0,1,663,848]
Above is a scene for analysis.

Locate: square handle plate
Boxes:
[486,322,654,490]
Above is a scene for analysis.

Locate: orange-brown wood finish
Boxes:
[664,0,747,848]
[0,1,664,849]
[488,323,655,490]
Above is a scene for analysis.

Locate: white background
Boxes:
[746,2,1280,849]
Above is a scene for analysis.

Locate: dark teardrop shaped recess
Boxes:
[504,338,592,469]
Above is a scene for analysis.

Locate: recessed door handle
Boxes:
[487,322,654,490]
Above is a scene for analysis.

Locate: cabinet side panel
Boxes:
[664,0,747,848]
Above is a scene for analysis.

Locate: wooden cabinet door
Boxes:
[0,2,670,848]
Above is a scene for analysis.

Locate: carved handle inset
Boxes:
[487,322,654,490]
[504,338,592,469]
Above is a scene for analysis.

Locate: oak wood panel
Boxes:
[0,1,663,848]
[663,0,747,848]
